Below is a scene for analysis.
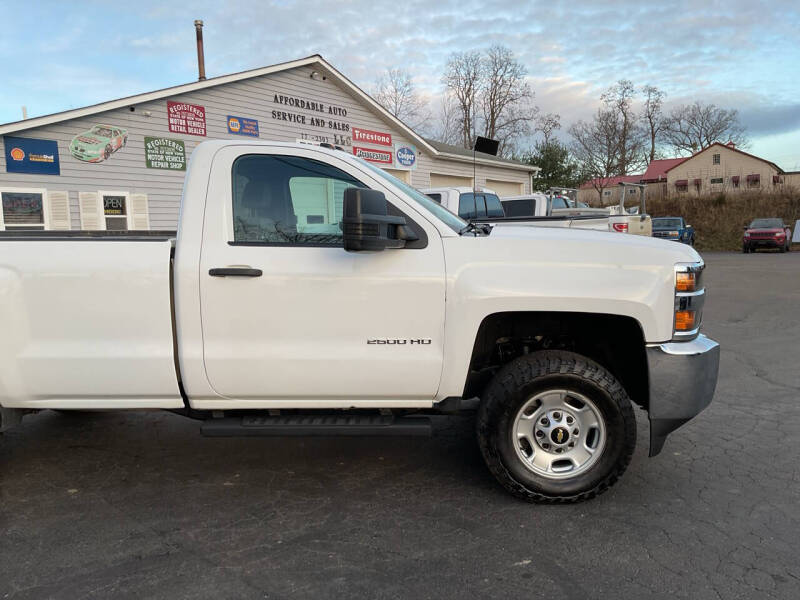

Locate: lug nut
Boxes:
[535,430,544,438]
[573,428,579,435]
[568,442,575,448]
[555,448,563,454]
[566,416,574,424]
[542,443,550,450]
[540,418,549,426]
[553,412,561,420]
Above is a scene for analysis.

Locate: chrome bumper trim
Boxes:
[646,334,720,456]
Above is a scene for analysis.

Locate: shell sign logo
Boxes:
[10,147,25,161]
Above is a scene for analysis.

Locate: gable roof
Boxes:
[641,158,687,182]
[664,142,783,174]
[579,175,642,189]
[424,138,529,169]
[0,54,533,172]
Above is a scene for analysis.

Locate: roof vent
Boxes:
[726,141,736,149]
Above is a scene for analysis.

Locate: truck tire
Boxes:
[477,350,636,503]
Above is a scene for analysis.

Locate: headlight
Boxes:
[673,261,705,341]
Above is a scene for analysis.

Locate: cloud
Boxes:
[1,0,799,165]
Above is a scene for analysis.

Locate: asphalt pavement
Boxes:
[1,252,798,599]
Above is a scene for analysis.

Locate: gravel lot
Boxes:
[1,252,798,599]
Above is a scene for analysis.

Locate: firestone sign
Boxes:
[167,101,206,136]
[352,127,392,147]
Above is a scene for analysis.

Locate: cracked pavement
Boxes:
[1,252,798,599]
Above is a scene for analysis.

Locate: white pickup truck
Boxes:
[421,186,652,235]
[0,141,719,503]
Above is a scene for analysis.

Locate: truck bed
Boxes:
[0,235,182,409]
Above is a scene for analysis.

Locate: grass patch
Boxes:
[647,190,800,251]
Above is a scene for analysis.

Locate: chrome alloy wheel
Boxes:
[512,390,606,479]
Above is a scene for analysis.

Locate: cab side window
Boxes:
[232,154,365,245]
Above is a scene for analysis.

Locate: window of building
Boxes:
[102,193,129,230]
[713,153,720,165]
[1,189,46,230]
[710,177,723,184]
[232,154,366,245]
[603,191,612,197]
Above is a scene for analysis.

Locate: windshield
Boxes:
[654,218,682,228]
[354,157,468,232]
[90,126,113,137]
[750,218,782,229]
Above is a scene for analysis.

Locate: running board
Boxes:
[201,414,432,437]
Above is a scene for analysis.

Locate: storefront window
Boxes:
[103,194,128,230]
[1,190,45,230]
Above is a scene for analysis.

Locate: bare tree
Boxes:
[534,112,561,145]
[442,50,482,149]
[662,101,748,155]
[431,92,461,146]
[479,45,536,156]
[569,107,623,202]
[372,68,429,130]
[640,85,665,163]
[601,80,646,175]
[441,46,537,156]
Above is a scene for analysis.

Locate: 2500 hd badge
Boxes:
[367,338,432,345]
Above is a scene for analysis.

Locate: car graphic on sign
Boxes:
[69,125,128,163]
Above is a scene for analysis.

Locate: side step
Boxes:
[201,414,432,437]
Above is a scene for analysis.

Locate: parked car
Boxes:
[743,218,792,253]
[652,217,695,245]
[0,141,719,503]
[69,124,128,163]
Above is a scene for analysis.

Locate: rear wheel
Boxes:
[477,350,636,503]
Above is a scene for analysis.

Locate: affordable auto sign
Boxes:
[4,136,60,175]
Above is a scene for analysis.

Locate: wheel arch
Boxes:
[463,311,649,410]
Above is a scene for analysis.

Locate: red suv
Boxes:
[743,218,792,253]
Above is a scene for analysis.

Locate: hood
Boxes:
[76,136,101,145]
[486,225,700,265]
[442,224,695,343]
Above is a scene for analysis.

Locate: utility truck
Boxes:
[0,141,719,503]
[422,185,652,235]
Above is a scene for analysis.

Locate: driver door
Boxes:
[198,146,446,404]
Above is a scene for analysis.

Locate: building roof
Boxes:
[423,138,530,169]
[579,175,643,189]
[664,142,783,174]
[0,54,534,173]
[641,158,687,182]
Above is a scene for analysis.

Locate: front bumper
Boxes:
[646,334,720,456]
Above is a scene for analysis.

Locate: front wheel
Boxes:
[742,244,749,253]
[477,350,636,503]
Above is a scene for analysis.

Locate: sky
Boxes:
[1,0,799,170]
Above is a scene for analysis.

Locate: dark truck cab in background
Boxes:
[652,217,695,245]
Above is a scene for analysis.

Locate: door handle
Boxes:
[209,267,262,277]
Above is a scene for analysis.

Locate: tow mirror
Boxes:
[341,188,412,252]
